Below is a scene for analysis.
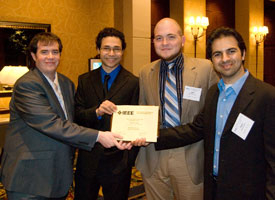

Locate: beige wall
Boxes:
[249,0,264,80]
[121,0,151,76]
[0,0,115,85]
[183,0,207,58]
[236,0,265,80]
[0,0,266,83]
[170,0,208,58]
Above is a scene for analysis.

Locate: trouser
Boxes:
[142,148,203,200]
[212,175,218,200]
[74,159,132,200]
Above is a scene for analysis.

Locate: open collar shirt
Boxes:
[213,70,249,176]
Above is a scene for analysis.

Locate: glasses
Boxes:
[100,46,122,54]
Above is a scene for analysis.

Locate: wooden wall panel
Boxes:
[264,0,275,86]
[151,0,170,61]
[206,0,235,39]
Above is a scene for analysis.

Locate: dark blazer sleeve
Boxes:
[129,78,139,105]
[12,74,98,151]
[126,76,140,166]
[155,108,204,150]
[263,85,275,200]
[154,83,219,151]
[74,74,100,128]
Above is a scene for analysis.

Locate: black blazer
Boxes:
[155,74,275,200]
[75,66,139,176]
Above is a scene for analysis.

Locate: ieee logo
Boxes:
[117,111,134,115]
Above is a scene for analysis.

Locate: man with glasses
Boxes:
[74,27,139,200]
[0,32,128,200]
[135,18,218,200]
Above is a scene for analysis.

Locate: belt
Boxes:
[213,175,218,182]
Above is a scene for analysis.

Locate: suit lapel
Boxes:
[33,68,66,120]
[209,87,220,148]
[88,68,105,101]
[149,61,161,107]
[58,75,73,121]
[105,67,129,99]
[222,74,255,134]
[89,67,132,101]
[181,55,197,120]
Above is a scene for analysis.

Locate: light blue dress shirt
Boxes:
[213,70,249,176]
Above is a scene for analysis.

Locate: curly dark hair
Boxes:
[206,27,246,61]
[96,27,126,50]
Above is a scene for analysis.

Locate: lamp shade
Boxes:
[0,66,29,85]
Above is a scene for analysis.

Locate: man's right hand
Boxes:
[131,138,149,146]
[96,100,117,117]
[97,131,131,150]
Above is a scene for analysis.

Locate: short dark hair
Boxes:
[96,27,126,50]
[28,32,63,54]
[28,32,62,69]
[206,27,246,60]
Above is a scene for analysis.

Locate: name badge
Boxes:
[183,86,202,102]
[231,113,254,140]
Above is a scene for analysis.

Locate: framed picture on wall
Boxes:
[0,21,51,97]
[88,58,102,71]
[0,21,51,71]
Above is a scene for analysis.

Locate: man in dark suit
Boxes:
[74,28,139,200]
[155,27,275,200]
[0,32,128,200]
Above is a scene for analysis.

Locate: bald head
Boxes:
[153,18,184,62]
[154,18,182,37]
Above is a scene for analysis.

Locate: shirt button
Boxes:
[223,98,226,101]
[213,165,216,168]
[216,149,219,152]
[220,115,223,118]
[218,132,221,135]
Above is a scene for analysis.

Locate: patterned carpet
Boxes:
[0,183,6,200]
[66,167,146,200]
[0,148,146,200]
[0,168,146,200]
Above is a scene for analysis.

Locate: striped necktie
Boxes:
[164,63,180,127]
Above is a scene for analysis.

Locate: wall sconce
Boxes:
[252,26,269,75]
[189,16,209,57]
[0,66,29,90]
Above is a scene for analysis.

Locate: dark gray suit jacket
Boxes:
[74,66,139,177]
[0,68,99,198]
[156,74,275,200]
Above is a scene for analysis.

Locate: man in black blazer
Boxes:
[0,32,128,199]
[155,27,275,200]
[74,28,139,200]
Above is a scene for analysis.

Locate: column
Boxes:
[115,0,151,76]
[236,0,264,80]
[182,0,207,58]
